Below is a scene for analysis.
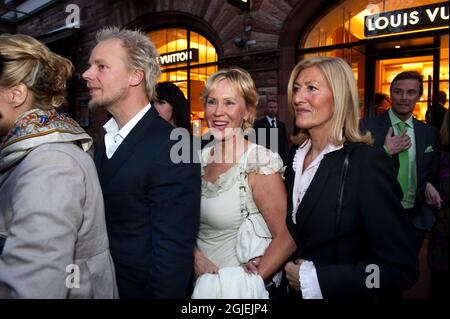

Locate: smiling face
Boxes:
[82,38,133,111]
[204,79,249,142]
[390,79,421,121]
[292,66,334,133]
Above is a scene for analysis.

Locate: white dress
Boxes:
[193,144,283,299]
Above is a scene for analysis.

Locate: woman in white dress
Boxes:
[192,68,296,298]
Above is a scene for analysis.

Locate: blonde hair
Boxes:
[287,56,372,146]
[0,34,72,110]
[201,68,258,131]
[96,27,161,100]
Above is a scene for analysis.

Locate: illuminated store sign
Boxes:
[158,49,199,66]
[364,2,449,37]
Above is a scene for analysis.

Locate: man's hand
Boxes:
[284,258,303,291]
[384,127,411,156]
[425,182,442,210]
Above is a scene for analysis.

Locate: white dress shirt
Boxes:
[103,103,151,159]
[266,115,277,128]
[291,139,343,299]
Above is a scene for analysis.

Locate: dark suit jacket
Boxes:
[285,143,418,299]
[360,112,439,214]
[253,117,288,165]
[95,106,201,299]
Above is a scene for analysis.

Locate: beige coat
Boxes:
[0,142,118,298]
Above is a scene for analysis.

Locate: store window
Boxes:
[302,0,447,48]
[439,35,449,108]
[298,0,449,120]
[148,28,218,135]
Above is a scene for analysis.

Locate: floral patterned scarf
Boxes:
[0,108,92,171]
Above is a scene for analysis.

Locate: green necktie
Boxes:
[396,121,409,199]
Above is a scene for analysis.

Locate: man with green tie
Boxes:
[361,71,441,252]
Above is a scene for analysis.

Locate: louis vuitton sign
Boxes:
[364,2,449,37]
[158,49,199,66]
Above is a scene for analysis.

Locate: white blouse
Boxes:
[291,140,343,224]
[291,139,343,299]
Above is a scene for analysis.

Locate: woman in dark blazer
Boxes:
[283,57,418,299]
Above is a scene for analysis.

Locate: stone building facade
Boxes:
[3,0,330,145]
[2,0,448,145]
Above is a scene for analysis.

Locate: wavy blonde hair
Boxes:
[287,56,372,146]
[201,68,258,131]
[0,34,72,110]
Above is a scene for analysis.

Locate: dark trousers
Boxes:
[406,208,426,254]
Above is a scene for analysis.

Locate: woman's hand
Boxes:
[243,256,262,275]
[194,247,219,277]
[285,258,302,291]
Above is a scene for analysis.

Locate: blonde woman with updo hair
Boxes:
[192,68,296,298]
[0,34,118,298]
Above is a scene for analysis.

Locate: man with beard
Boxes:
[82,27,200,298]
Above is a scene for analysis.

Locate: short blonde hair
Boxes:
[96,27,161,100]
[287,56,372,146]
[0,34,72,110]
[201,68,258,131]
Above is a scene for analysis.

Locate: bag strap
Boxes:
[238,144,258,218]
[238,144,272,240]
[333,143,359,263]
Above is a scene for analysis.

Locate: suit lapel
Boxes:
[94,138,107,185]
[414,119,425,180]
[295,150,342,233]
[380,112,401,171]
[379,112,392,136]
[95,137,106,166]
[97,106,158,187]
